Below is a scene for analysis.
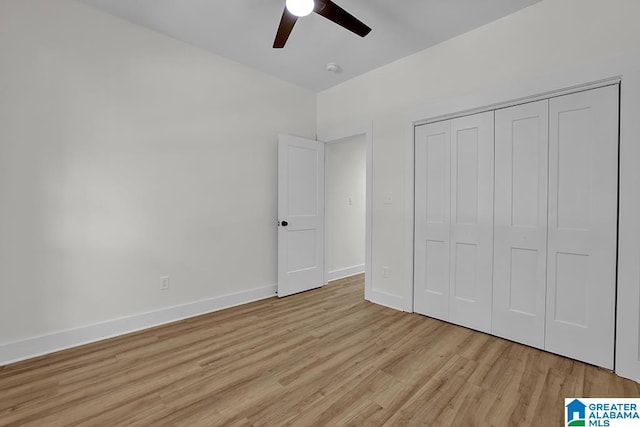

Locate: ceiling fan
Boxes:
[273,0,371,48]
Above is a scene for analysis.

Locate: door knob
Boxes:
[280,220,288,227]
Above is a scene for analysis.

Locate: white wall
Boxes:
[317,0,640,306]
[325,135,366,280]
[0,0,316,359]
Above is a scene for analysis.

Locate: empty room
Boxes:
[2,0,640,425]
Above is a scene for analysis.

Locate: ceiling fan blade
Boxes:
[314,0,371,38]
[273,7,298,48]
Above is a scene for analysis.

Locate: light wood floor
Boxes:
[1,274,639,426]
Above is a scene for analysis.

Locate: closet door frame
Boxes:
[405,52,640,382]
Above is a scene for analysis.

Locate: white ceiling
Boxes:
[79,0,541,92]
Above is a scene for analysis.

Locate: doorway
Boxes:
[325,134,366,282]
[319,122,373,300]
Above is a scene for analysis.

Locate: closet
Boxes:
[413,84,619,369]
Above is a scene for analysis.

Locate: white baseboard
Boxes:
[327,264,365,282]
[368,288,405,312]
[0,284,277,366]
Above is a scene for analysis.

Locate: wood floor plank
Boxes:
[1,273,639,426]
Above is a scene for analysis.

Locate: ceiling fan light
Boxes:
[285,0,314,17]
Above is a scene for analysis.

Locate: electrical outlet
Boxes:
[160,276,170,291]
[383,267,389,278]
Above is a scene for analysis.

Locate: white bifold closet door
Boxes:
[545,85,619,369]
[414,111,494,333]
[413,120,451,322]
[492,100,549,349]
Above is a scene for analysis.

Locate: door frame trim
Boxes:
[404,50,640,382]
[318,121,373,301]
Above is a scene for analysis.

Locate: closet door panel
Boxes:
[414,120,451,321]
[449,111,494,333]
[492,100,548,348]
[546,85,619,369]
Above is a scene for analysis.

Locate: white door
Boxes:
[277,134,325,297]
[545,85,619,369]
[449,111,495,333]
[414,120,452,321]
[492,100,549,348]
[414,111,494,333]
